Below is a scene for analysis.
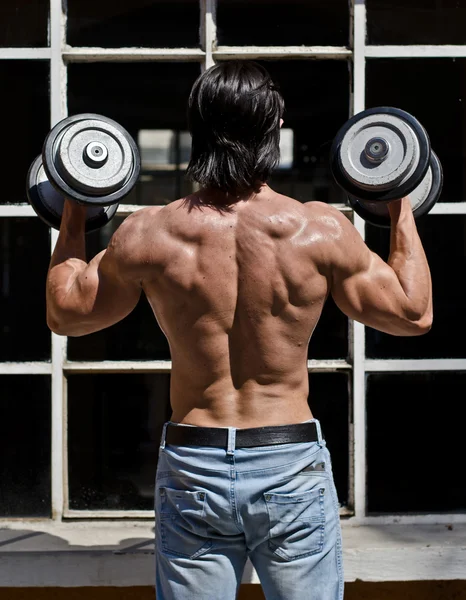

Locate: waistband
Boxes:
[160,419,324,456]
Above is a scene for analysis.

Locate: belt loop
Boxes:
[226,427,236,456]
[160,422,169,450]
[314,420,323,444]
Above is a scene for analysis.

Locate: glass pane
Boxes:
[258,60,349,204]
[366,215,466,359]
[367,0,466,45]
[1,61,49,205]
[67,218,170,361]
[366,59,466,203]
[67,0,200,48]
[308,372,350,508]
[68,373,349,512]
[0,219,51,361]
[309,297,348,361]
[68,62,200,205]
[0,376,51,517]
[0,0,49,47]
[217,0,349,46]
[367,373,466,513]
[68,373,171,510]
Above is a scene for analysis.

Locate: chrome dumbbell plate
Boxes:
[42,113,140,206]
[27,155,119,233]
[330,106,443,227]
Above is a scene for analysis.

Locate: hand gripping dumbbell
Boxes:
[330,107,443,227]
[27,113,141,232]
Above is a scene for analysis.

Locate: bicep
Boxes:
[331,250,409,330]
[50,246,142,337]
[74,248,142,333]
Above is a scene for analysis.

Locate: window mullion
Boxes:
[0,363,52,375]
[50,0,68,522]
[201,0,217,70]
[63,48,205,62]
[366,45,466,58]
[213,46,351,60]
[0,48,51,60]
[351,0,367,521]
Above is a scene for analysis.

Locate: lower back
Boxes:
[169,356,314,427]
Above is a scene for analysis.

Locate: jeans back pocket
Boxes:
[264,487,326,561]
[158,487,212,560]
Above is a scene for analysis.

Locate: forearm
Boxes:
[50,200,87,266]
[388,197,432,323]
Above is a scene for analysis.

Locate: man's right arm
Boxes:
[320,198,433,336]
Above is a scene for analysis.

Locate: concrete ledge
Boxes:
[342,524,466,582]
[0,522,465,586]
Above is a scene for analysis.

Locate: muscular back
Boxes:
[47,185,430,428]
[137,187,333,427]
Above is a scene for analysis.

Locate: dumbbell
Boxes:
[330,107,443,227]
[26,113,141,232]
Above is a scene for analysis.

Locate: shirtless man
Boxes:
[46,61,432,600]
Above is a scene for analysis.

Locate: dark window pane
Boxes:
[218,0,349,46]
[264,62,350,359]
[258,61,349,204]
[367,0,466,45]
[366,215,466,359]
[68,373,171,510]
[68,62,200,205]
[367,373,466,513]
[68,296,170,361]
[0,219,51,361]
[366,59,466,203]
[69,373,349,512]
[0,1,49,47]
[1,61,49,205]
[0,376,51,517]
[308,372,350,508]
[309,297,348,360]
[67,218,170,361]
[67,0,199,48]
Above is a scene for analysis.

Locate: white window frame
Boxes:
[1,0,466,526]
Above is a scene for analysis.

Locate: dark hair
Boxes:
[186,60,285,197]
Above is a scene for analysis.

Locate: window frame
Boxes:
[1,0,465,525]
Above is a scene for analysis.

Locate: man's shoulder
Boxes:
[268,191,343,221]
[109,206,167,260]
[119,205,166,233]
[302,200,343,217]
[301,201,351,236]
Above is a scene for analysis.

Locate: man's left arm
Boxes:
[46,200,142,337]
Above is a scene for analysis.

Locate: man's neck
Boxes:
[197,183,268,205]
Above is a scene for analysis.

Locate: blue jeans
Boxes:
[155,420,344,600]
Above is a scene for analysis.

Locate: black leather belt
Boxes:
[165,422,320,448]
